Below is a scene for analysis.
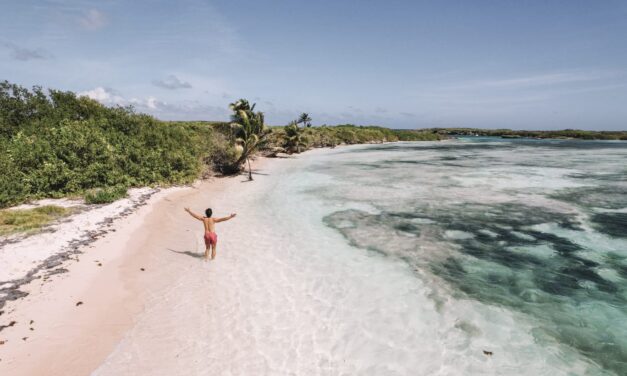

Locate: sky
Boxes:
[1,0,627,130]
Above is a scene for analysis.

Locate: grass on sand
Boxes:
[0,205,73,236]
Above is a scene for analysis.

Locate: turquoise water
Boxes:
[92,138,626,375]
[305,139,627,374]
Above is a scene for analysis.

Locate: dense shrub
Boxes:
[84,186,128,204]
[0,81,219,208]
[268,124,441,149]
[0,82,442,208]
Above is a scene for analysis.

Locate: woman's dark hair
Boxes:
[205,208,213,217]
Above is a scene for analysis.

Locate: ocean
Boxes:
[94,138,627,375]
[291,138,627,375]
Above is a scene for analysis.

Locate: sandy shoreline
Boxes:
[1,142,606,375]
[0,144,375,375]
[0,157,272,375]
[1,143,469,376]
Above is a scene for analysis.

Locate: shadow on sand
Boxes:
[167,248,204,259]
[240,169,269,183]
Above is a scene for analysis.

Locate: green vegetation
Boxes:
[282,121,308,153]
[298,113,312,128]
[8,80,622,211]
[427,128,627,140]
[268,124,441,150]
[0,81,440,208]
[0,205,73,236]
[84,186,128,204]
[0,81,235,208]
[229,99,271,180]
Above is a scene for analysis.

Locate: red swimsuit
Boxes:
[204,231,217,247]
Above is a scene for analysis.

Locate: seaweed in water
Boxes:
[591,213,627,238]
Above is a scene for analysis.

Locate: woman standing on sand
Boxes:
[184,207,236,261]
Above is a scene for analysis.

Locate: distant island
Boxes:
[422,127,627,140]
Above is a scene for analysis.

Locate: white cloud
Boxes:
[81,88,174,112]
[79,87,125,105]
[79,86,229,120]
[152,75,192,90]
[145,97,159,110]
[79,9,107,30]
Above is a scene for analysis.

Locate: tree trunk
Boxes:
[235,147,249,168]
[247,157,253,181]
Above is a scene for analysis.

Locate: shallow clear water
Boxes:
[301,138,627,375]
[94,138,626,375]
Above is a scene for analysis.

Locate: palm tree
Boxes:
[229,98,269,180]
[284,121,308,153]
[229,98,255,117]
[298,113,312,128]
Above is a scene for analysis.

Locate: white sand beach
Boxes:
[1,144,616,376]
[2,151,447,376]
[0,165,250,375]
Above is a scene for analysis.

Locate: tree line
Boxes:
[0,81,438,207]
[428,127,627,140]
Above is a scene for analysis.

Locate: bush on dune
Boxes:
[0,81,226,208]
[267,124,440,151]
[84,186,129,204]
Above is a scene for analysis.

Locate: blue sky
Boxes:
[2,0,626,130]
